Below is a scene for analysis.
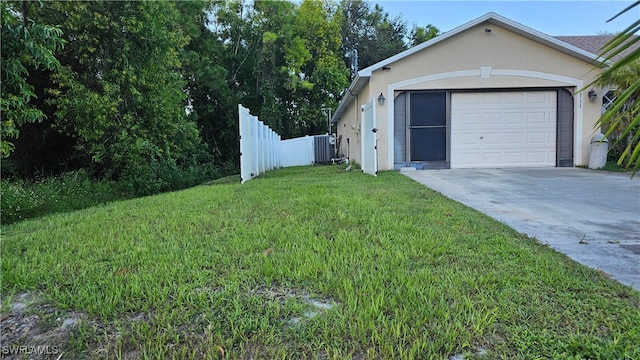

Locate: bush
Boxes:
[118,158,224,197]
[1,179,47,223]
[1,163,235,225]
[1,170,131,225]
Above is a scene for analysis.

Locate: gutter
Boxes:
[331,74,370,123]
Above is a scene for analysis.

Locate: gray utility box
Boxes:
[314,135,332,164]
[588,133,609,169]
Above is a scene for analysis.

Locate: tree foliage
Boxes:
[410,24,441,47]
[30,1,206,181]
[594,1,640,174]
[3,0,435,185]
[1,2,64,157]
[340,0,439,75]
[181,1,245,169]
[192,0,349,163]
[340,0,406,72]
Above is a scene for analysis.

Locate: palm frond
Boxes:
[606,0,640,22]
[591,2,640,175]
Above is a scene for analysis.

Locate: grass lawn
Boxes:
[1,165,639,359]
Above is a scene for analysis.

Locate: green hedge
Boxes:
[1,163,234,224]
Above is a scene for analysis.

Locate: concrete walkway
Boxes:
[402,167,640,291]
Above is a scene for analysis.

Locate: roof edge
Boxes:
[333,12,609,124]
[360,12,606,76]
[331,74,369,123]
[484,14,608,66]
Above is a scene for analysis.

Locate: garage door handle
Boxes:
[480,136,484,139]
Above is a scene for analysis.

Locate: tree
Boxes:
[32,1,206,182]
[0,2,64,157]
[6,0,417,180]
[593,1,640,174]
[290,0,349,136]
[340,0,408,74]
[409,24,440,47]
[182,1,245,168]
[203,0,348,140]
[252,0,298,136]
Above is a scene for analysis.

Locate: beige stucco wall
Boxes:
[336,84,371,166]
[336,20,605,170]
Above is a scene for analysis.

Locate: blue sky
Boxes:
[375,1,638,36]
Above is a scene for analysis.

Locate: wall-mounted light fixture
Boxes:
[382,65,391,70]
[485,28,492,33]
[378,92,386,105]
[588,89,597,102]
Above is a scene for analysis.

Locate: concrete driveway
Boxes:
[402,168,640,290]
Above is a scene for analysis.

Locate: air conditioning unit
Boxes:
[314,135,332,164]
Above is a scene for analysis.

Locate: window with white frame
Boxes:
[602,90,616,114]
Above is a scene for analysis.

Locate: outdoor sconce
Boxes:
[588,89,597,102]
[378,92,386,105]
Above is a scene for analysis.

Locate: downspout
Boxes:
[354,94,360,144]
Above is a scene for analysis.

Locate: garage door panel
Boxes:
[456,152,480,164]
[458,113,481,125]
[483,93,502,104]
[458,93,481,105]
[505,113,525,124]
[527,132,548,144]
[458,132,481,145]
[482,113,502,125]
[504,132,525,144]
[483,133,501,144]
[451,91,556,168]
[505,152,524,163]
[526,92,548,103]
[484,152,502,163]
[527,152,548,163]
[505,92,525,103]
[527,112,548,124]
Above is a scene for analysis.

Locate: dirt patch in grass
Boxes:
[249,285,339,326]
[1,287,341,359]
[1,292,84,359]
[1,292,154,359]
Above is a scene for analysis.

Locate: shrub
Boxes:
[1,179,47,223]
[118,158,223,197]
[1,163,233,224]
[1,170,131,225]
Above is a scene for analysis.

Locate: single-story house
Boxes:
[332,12,626,173]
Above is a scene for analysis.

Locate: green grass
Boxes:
[2,165,639,359]
[576,160,632,173]
[599,160,628,173]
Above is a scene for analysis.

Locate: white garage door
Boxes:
[451,91,556,168]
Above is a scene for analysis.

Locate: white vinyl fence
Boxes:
[239,104,340,183]
[280,136,315,167]
[239,105,281,183]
